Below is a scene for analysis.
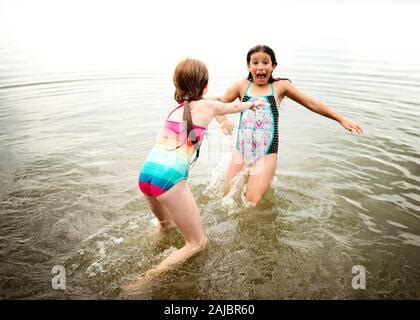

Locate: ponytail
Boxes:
[182,101,197,147]
[182,101,201,166]
[172,58,209,166]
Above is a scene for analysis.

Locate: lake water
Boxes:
[0,1,419,299]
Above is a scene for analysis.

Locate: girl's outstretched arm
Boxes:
[207,97,234,133]
[215,81,242,134]
[211,98,266,116]
[284,82,363,134]
[204,95,234,134]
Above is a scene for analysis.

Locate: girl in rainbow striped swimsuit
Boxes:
[122,58,267,292]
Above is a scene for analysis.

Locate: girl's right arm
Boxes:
[215,81,242,133]
[210,98,266,116]
[212,100,254,116]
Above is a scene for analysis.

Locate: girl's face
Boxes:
[247,51,274,85]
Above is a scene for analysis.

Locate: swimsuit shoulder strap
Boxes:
[244,81,252,96]
[166,102,185,120]
[270,82,274,96]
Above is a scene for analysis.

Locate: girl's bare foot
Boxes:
[120,272,154,294]
[120,235,208,294]
[152,220,177,241]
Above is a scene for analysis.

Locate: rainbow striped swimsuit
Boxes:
[138,103,206,197]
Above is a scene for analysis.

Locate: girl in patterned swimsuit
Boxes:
[216,45,363,207]
[122,58,267,292]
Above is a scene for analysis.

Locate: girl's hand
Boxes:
[250,98,268,111]
[220,119,235,135]
[340,118,363,134]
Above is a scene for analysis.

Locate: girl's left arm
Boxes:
[283,82,363,134]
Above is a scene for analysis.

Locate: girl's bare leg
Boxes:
[144,195,176,238]
[122,181,207,292]
[223,150,245,195]
[244,154,277,207]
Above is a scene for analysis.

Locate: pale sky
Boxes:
[1,0,419,68]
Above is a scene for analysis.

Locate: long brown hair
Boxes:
[173,58,208,163]
[246,45,291,83]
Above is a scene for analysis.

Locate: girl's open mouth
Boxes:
[256,72,266,80]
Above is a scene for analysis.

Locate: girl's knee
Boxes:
[245,201,257,208]
[245,194,262,207]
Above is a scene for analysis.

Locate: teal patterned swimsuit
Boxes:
[236,81,279,162]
